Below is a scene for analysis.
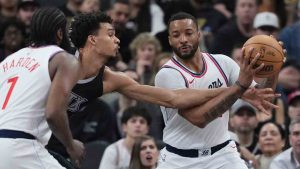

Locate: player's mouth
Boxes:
[179,45,191,52]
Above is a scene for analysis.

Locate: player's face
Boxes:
[140,139,159,168]
[123,116,149,138]
[289,123,300,156]
[168,19,200,60]
[258,123,284,156]
[93,23,120,58]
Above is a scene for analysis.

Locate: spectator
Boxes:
[79,0,100,13]
[0,19,25,62]
[253,12,280,38]
[279,2,300,62]
[270,117,300,169]
[230,100,259,154]
[129,135,159,169]
[278,60,300,97]
[99,106,151,169]
[127,0,165,35]
[255,121,285,169]
[129,33,162,85]
[211,0,258,56]
[16,0,40,39]
[107,0,136,63]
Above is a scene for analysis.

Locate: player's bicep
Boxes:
[155,68,187,89]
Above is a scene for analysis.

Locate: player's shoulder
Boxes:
[206,53,237,65]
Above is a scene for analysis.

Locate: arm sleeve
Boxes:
[99,144,117,169]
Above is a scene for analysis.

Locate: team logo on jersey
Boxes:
[208,78,223,89]
[68,92,88,112]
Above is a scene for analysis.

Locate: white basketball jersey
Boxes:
[0,45,64,145]
[155,53,240,149]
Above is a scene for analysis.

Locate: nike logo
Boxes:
[189,78,195,84]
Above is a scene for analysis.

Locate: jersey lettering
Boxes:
[208,78,223,89]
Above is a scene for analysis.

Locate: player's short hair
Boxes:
[29,7,66,47]
[121,106,152,125]
[167,12,198,31]
[70,11,112,49]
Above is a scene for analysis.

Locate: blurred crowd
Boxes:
[1,0,300,169]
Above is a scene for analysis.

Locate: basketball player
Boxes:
[0,8,85,169]
[155,12,280,169]
[46,11,278,164]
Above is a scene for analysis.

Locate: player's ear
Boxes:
[88,35,96,45]
[56,28,63,45]
[168,35,172,46]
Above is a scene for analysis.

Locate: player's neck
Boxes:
[176,49,203,73]
[80,48,106,79]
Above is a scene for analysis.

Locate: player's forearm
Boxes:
[121,84,226,109]
[46,110,74,149]
[179,84,245,127]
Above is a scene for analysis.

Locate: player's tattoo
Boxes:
[203,82,245,123]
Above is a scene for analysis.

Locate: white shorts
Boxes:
[157,141,248,169]
[0,138,66,169]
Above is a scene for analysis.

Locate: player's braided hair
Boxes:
[70,12,112,49]
[29,7,66,47]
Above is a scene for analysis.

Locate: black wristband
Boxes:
[235,81,248,92]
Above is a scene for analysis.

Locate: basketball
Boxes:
[243,35,285,78]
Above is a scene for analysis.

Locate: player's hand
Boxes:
[66,139,86,169]
[241,87,281,115]
[238,47,264,88]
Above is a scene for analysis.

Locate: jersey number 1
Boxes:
[2,76,19,110]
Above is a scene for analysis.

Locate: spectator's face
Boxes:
[140,139,159,168]
[80,0,100,13]
[290,123,300,156]
[168,19,200,60]
[231,108,258,133]
[258,123,284,156]
[235,0,257,25]
[17,5,38,26]
[288,101,300,119]
[123,116,149,138]
[92,23,120,58]
[136,43,156,64]
[109,3,129,29]
[3,25,23,51]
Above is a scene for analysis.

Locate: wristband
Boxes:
[235,81,248,92]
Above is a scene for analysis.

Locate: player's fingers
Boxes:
[249,52,261,68]
[263,100,280,109]
[254,62,264,73]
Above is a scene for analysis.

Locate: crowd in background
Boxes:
[1,0,300,169]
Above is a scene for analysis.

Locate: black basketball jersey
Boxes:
[46,66,105,157]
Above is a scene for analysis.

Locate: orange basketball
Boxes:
[243,35,285,78]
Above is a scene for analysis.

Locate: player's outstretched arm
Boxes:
[45,52,85,168]
[103,67,226,109]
